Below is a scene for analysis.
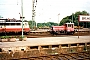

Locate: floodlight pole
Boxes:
[58,13,60,26]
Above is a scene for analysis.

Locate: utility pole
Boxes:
[32,0,34,30]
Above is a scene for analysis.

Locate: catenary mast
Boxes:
[32,0,37,30]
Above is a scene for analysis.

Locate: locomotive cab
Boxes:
[64,23,74,34]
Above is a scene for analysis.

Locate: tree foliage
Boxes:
[27,20,58,29]
[37,22,58,28]
[27,20,36,29]
[60,11,90,28]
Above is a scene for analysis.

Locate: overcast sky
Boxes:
[0,0,90,23]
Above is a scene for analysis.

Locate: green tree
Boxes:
[28,20,36,29]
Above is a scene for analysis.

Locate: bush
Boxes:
[0,36,10,39]
[0,36,15,39]
[19,35,26,38]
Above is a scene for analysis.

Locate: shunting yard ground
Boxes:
[0,36,90,47]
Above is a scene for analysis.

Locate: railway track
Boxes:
[0,51,90,60]
[0,31,90,38]
[26,31,90,38]
[25,51,90,60]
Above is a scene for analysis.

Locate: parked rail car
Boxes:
[50,23,75,35]
[0,19,30,34]
[74,26,83,29]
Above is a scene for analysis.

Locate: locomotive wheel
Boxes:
[71,32,74,35]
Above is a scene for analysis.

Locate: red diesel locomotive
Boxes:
[50,23,75,35]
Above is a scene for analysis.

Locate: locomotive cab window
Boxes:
[11,23,15,25]
[68,24,73,28]
[72,24,74,28]
[5,23,10,25]
[70,24,73,28]
[68,24,71,27]
[16,23,21,25]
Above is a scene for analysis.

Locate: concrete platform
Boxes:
[0,36,90,48]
